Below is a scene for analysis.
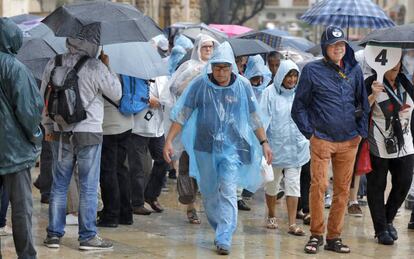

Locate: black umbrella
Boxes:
[226,38,274,57]
[42,1,163,45]
[359,23,414,48]
[175,38,274,69]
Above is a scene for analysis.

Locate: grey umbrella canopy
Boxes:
[103,42,168,79]
[17,24,67,80]
[359,23,414,48]
[42,1,163,45]
[226,38,274,57]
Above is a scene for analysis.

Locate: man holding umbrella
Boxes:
[41,37,122,250]
[292,26,369,254]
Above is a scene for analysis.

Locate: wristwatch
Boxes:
[260,139,269,145]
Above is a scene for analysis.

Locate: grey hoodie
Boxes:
[41,38,122,134]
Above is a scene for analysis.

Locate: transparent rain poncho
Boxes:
[244,54,272,103]
[168,45,187,76]
[174,34,194,50]
[160,34,219,157]
[171,42,265,193]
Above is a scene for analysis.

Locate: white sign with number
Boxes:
[364,44,402,83]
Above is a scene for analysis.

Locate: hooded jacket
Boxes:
[0,18,44,175]
[244,55,272,103]
[40,37,122,135]
[291,34,369,141]
[261,60,309,167]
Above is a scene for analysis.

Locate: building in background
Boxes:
[1,0,30,17]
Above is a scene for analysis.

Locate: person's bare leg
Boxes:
[266,194,277,217]
[286,196,299,226]
[349,175,360,203]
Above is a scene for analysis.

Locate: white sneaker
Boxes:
[66,214,78,225]
[0,225,13,236]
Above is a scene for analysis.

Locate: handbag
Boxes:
[177,174,197,205]
[355,138,372,176]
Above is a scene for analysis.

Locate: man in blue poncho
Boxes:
[163,42,272,255]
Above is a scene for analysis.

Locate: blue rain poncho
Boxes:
[171,42,264,193]
[168,45,187,76]
[244,54,272,103]
[174,34,194,50]
[260,59,309,168]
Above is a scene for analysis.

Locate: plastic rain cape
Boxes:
[160,34,219,158]
[171,42,264,193]
[168,45,187,76]
[244,55,272,103]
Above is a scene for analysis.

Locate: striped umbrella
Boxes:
[301,0,394,29]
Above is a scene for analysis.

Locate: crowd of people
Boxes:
[1,16,414,258]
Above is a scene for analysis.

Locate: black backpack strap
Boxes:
[103,94,119,109]
[74,55,89,73]
[55,54,63,67]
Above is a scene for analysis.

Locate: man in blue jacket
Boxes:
[292,26,369,254]
[0,18,43,258]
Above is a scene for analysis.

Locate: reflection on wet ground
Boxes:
[1,168,414,258]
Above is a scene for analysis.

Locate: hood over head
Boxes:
[273,59,300,94]
[244,54,272,90]
[0,18,23,55]
[206,41,238,74]
[66,37,99,58]
[191,33,219,63]
[168,45,187,75]
[320,26,357,67]
[174,34,194,50]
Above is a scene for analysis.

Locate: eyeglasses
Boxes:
[212,66,231,72]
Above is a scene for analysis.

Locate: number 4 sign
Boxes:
[364,44,402,83]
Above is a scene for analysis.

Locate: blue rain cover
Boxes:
[171,42,264,192]
[119,75,149,116]
[168,45,187,76]
[244,54,272,102]
[174,34,194,50]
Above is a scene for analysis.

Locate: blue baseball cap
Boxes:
[321,26,347,46]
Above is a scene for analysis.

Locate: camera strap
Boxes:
[371,119,388,139]
[323,59,360,107]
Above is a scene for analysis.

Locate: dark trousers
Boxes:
[1,169,36,258]
[0,185,9,227]
[367,154,414,234]
[130,134,168,207]
[100,130,133,223]
[34,139,53,196]
[298,161,311,214]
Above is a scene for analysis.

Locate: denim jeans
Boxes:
[47,141,102,242]
[195,151,239,250]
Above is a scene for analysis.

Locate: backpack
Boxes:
[44,55,89,127]
[103,74,150,116]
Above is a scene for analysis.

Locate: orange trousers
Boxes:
[309,136,360,239]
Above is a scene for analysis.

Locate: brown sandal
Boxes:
[186,208,201,224]
[288,224,306,236]
[303,214,311,225]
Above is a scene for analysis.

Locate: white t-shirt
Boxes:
[369,83,414,158]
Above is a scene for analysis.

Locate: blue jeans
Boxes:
[47,141,102,242]
[195,151,239,250]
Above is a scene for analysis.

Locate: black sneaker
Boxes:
[168,169,177,179]
[237,200,251,211]
[44,236,60,248]
[79,235,113,250]
[387,223,398,240]
[376,231,394,245]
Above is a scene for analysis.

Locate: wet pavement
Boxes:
[1,168,414,258]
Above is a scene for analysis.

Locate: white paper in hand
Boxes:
[364,44,402,83]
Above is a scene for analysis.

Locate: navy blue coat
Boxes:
[291,44,369,142]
